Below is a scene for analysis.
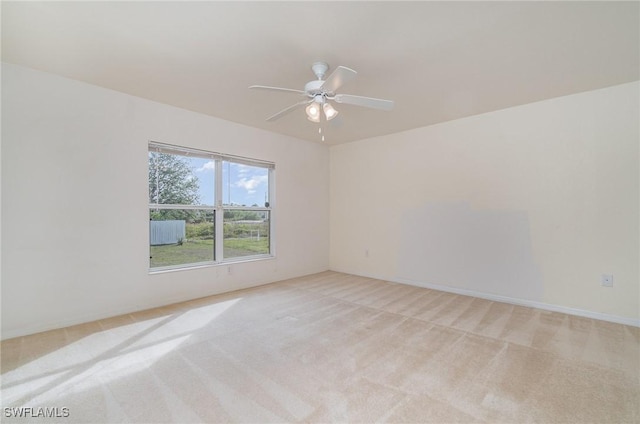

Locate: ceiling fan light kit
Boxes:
[249,61,394,141]
[323,103,338,120]
[306,103,320,122]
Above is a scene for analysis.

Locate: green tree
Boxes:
[223,210,262,221]
[149,152,199,204]
[149,152,200,221]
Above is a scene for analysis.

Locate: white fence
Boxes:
[150,220,186,245]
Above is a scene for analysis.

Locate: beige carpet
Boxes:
[1,271,638,423]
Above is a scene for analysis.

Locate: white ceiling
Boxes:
[2,1,638,145]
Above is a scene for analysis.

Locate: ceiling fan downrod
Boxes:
[311,62,329,80]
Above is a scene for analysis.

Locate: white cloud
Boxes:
[234,175,268,192]
[196,161,215,172]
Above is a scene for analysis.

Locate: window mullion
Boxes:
[214,158,224,262]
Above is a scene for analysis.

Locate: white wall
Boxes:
[1,63,330,339]
[331,82,639,324]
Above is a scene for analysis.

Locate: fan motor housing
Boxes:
[304,80,325,96]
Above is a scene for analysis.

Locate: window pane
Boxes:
[222,162,269,207]
[148,152,215,206]
[150,209,215,268]
[223,210,270,259]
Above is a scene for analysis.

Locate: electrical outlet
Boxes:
[601,274,613,287]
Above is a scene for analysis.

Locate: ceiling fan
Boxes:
[249,61,394,124]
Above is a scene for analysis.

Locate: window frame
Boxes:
[149,141,274,272]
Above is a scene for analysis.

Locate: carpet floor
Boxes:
[1,271,639,423]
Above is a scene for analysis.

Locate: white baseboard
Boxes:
[330,268,640,328]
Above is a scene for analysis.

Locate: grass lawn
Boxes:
[150,239,214,268]
[150,237,269,268]
[224,237,269,258]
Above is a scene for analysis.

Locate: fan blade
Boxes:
[249,85,306,95]
[320,66,357,93]
[334,94,394,111]
[266,100,311,122]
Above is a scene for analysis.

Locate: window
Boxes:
[148,142,273,271]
